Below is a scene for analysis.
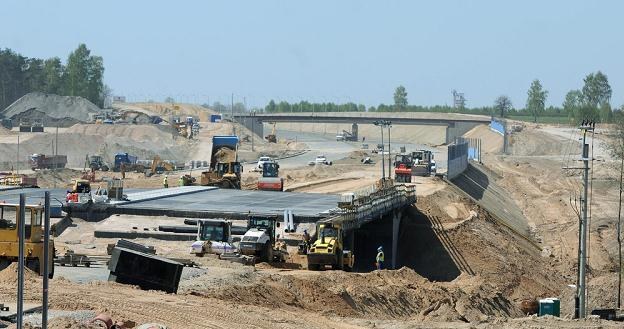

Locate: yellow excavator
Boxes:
[0,203,55,278]
[307,222,353,271]
[265,122,277,143]
[146,155,175,176]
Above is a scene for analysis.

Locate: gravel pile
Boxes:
[1,92,102,127]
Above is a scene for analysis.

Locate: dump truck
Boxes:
[257,161,284,191]
[30,154,67,170]
[394,154,414,183]
[0,203,54,278]
[307,222,353,271]
[113,152,143,172]
[239,215,286,263]
[411,150,436,176]
[189,219,236,256]
[200,136,242,189]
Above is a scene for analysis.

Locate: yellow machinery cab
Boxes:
[0,203,54,278]
[307,223,353,271]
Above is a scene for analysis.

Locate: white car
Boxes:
[256,156,272,170]
[308,155,332,166]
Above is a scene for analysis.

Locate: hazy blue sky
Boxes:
[1,1,622,108]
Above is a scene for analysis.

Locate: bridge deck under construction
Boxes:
[0,187,340,221]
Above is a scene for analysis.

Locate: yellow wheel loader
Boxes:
[0,203,55,278]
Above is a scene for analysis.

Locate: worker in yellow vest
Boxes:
[375,246,385,270]
[178,176,184,187]
[163,175,169,188]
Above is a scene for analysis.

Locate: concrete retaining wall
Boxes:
[447,141,468,180]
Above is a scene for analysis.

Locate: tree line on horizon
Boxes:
[0,44,107,110]
[261,71,618,123]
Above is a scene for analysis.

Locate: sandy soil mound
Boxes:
[462,124,503,153]
[509,126,568,156]
[1,92,102,127]
[113,102,214,122]
[67,123,170,141]
[0,263,38,284]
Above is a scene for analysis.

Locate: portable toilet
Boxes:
[545,298,560,317]
[538,299,554,316]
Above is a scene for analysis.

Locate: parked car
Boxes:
[308,155,332,166]
[256,156,273,170]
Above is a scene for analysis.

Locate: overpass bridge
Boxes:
[234,112,490,144]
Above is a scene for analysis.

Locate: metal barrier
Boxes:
[447,140,469,180]
[327,182,416,230]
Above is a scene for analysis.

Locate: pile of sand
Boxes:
[1,92,102,127]
[66,124,170,141]
[462,124,503,153]
[0,262,38,284]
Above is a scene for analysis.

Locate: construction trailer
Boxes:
[0,203,55,278]
[307,222,353,271]
[200,136,242,189]
[257,161,284,191]
[394,154,414,183]
[30,154,67,170]
[411,150,436,176]
[239,214,286,263]
[189,219,236,256]
[0,174,37,187]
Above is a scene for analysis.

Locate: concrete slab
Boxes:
[110,186,217,205]
[115,188,339,220]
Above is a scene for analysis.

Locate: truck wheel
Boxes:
[308,263,320,271]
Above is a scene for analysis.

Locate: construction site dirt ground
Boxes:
[1,114,623,328]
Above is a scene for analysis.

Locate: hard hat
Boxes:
[378,246,383,251]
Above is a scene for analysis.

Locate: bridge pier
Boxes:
[391,210,403,269]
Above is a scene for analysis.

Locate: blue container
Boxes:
[210,114,222,123]
[49,205,63,218]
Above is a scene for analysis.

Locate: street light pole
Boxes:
[387,121,392,181]
[374,120,385,180]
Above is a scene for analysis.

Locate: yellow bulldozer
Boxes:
[307,222,353,271]
[0,203,55,278]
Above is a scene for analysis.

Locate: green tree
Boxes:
[494,95,513,118]
[526,79,548,123]
[265,100,277,113]
[563,89,583,119]
[582,71,611,108]
[164,96,175,103]
[393,85,408,111]
[43,57,64,94]
[63,44,105,106]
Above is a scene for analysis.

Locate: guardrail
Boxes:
[326,181,416,230]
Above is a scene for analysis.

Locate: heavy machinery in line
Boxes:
[66,179,92,204]
[113,152,146,172]
[189,219,236,256]
[145,155,175,176]
[0,203,54,278]
[88,155,109,171]
[394,153,414,183]
[307,222,353,271]
[265,122,277,143]
[239,215,286,263]
[200,136,242,189]
[411,150,436,176]
[257,161,284,191]
[30,154,67,170]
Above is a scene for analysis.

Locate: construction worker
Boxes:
[375,246,385,270]
[120,162,126,179]
[303,230,311,252]
[178,176,184,187]
[163,175,169,188]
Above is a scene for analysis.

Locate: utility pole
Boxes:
[576,120,594,318]
[618,152,623,309]
[374,120,385,180]
[387,121,392,181]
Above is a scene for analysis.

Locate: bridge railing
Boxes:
[329,182,416,230]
